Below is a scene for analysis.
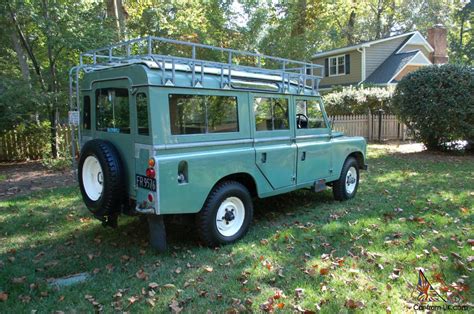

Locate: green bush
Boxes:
[322,86,394,115]
[392,64,474,151]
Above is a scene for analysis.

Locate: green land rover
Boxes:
[70,37,367,251]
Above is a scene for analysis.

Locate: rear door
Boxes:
[92,80,135,194]
[294,97,332,184]
[252,93,297,189]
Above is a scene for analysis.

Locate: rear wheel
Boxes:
[197,181,253,247]
[332,157,359,201]
[78,139,125,217]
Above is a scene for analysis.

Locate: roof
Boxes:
[363,51,418,84]
[312,31,433,58]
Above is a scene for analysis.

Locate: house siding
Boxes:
[365,36,407,78]
[393,65,421,82]
[399,44,431,59]
[312,50,362,87]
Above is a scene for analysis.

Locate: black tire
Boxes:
[78,139,126,217]
[332,157,359,201]
[196,181,253,247]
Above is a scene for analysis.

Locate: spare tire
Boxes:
[78,139,125,217]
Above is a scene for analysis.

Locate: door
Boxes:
[92,80,135,193]
[252,94,297,190]
[294,97,332,185]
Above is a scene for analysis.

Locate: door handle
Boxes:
[261,152,267,163]
[301,151,306,161]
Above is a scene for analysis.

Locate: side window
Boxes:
[254,97,289,131]
[296,99,326,129]
[83,96,91,130]
[136,93,149,135]
[169,94,238,135]
[96,88,130,133]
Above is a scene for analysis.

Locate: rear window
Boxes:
[169,94,238,135]
[136,93,149,135]
[82,96,91,130]
[254,97,289,131]
[96,88,130,133]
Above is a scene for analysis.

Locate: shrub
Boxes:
[392,64,474,151]
[323,86,394,115]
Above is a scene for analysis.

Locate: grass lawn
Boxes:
[0,145,473,312]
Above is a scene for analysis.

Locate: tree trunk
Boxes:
[106,0,126,38]
[10,30,30,83]
[42,0,59,158]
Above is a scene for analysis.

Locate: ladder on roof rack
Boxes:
[68,36,324,169]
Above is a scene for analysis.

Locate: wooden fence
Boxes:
[0,115,410,161]
[0,125,73,161]
[329,114,410,141]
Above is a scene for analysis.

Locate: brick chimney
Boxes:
[427,24,448,64]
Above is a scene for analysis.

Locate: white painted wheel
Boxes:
[345,166,358,194]
[82,156,104,201]
[215,197,245,237]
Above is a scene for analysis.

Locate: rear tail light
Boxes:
[148,193,154,202]
[148,158,155,168]
[146,168,155,178]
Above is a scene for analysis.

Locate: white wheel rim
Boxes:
[215,197,245,237]
[82,156,104,201]
[345,166,357,194]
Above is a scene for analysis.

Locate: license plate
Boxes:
[136,175,156,192]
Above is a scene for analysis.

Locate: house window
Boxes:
[329,55,346,76]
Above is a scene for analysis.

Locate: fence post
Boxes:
[367,109,372,141]
[378,109,384,143]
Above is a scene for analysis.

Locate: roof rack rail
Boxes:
[78,36,323,94]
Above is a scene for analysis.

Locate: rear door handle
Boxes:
[301,152,306,161]
[261,152,267,163]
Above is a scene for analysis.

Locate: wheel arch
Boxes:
[210,172,258,199]
[347,151,366,170]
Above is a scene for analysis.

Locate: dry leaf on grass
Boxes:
[0,292,8,302]
[12,276,26,284]
[135,269,148,281]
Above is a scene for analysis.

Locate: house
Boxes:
[312,26,448,91]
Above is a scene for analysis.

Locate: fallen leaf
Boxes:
[295,288,304,298]
[146,298,155,307]
[18,294,31,303]
[260,239,269,245]
[203,266,213,273]
[174,267,182,274]
[344,299,365,309]
[451,252,462,260]
[432,246,440,254]
[0,292,8,302]
[277,302,285,309]
[460,207,468,214]
[12,276,26,284]
[105,264,114,272]
[163,284,176,289]
[135,269,148,281]
[121,255,130,262]
[467,256,474,263]
[128,295,139,304]
[148,282,159,290]
[319,268,329,275]
[169,299,182,313]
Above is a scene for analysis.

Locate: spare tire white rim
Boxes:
[82,155,104,201]
[346,166,357,194]
[216,197,245,237]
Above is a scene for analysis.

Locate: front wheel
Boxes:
[332,157,359,201]
[196,181,253,247]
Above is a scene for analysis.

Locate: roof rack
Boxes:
[68,37,323,168]
[78,36,323,93]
